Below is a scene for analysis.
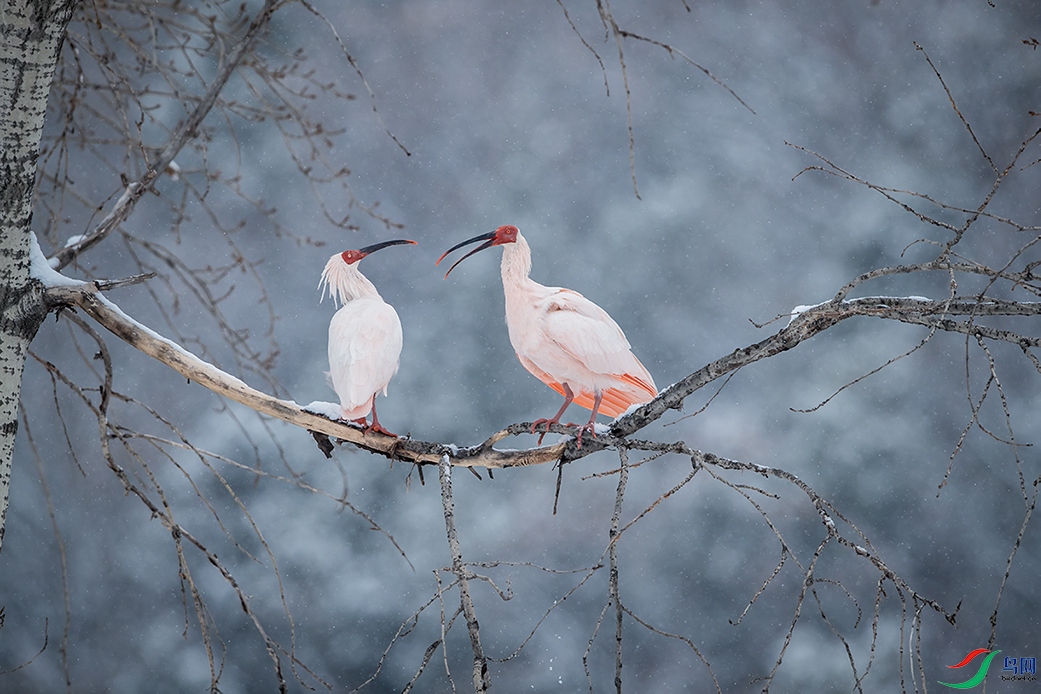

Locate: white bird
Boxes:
[438,225,657,446]
[319,239,416,436]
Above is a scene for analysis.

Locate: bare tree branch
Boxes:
[437,459,491,692]
[51,0,287,271]
[42,277,1041,477]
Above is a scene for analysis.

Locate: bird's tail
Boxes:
[545,373,657,418]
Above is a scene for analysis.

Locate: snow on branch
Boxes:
[33,205,1041,469]
[613,294,1041,439]
[39,262,1041,472]
[42,282,445,461]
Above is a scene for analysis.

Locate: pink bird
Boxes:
[319,239,417,436]
[438,225,657,446]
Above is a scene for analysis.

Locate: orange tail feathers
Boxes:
[542,373,656,418]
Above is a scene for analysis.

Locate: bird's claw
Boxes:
[572,423,598,450]
[365,422,398,438]
[531,418,597,449]
[530,418,558,446]
[348,416,397,438]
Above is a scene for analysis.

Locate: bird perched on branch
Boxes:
[319,239,416,436]
[438,225,656,446]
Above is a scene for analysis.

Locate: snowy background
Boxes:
[5,0,1041,691]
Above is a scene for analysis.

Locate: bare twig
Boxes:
[52,0,289,270]
[914,42,995,173]
[608,446,628,693]
[20,413,72,689]
[437,459,491,692]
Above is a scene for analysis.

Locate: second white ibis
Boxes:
[319,239,416,436]
[438,225,657,446]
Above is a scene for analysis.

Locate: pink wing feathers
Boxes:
[522,289,656,417]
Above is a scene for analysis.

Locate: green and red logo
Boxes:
[939,648,1001,689]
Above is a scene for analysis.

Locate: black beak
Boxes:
[359,239,417,256]
[436,231,496,278]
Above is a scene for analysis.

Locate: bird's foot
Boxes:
[364,421,398,438]
[347,416,397,438]
[530,418,560,446]
[572,422,598,450]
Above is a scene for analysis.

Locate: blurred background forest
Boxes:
[4,0,1041,691]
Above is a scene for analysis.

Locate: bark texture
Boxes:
[0,0,76,553]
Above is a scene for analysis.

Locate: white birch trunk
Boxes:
[0,0,76,553]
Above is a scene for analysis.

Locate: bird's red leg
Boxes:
[573,391,603,449]
[531,383,575,445]
[365,399,397,438]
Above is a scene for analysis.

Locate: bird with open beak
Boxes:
[438,225,656,447]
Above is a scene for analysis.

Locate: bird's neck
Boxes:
[500,233,535,290]
[320,255,381,306]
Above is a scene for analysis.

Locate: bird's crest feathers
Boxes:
[319,253,378,307]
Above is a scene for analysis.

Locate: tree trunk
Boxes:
[0,0,77,554]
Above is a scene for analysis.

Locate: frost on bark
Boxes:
[0,0,76,553]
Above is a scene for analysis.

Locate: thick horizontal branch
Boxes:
[610,295,1041,439]
[43,282,567,468]
[43,284,1041,469]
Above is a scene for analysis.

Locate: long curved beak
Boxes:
[436,231,496,278]
[359,239,417,256]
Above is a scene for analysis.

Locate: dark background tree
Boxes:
[1,0,1039,692]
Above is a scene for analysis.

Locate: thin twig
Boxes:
[438,458,491,692]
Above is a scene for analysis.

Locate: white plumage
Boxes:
[439,225,656,445]
[319,239,415,436]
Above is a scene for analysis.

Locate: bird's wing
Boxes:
[328,300,403,412]
[538,289,656,396]
[516,352,644,418]
[516,354,569,399]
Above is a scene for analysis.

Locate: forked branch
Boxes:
[42,282,1041,470]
